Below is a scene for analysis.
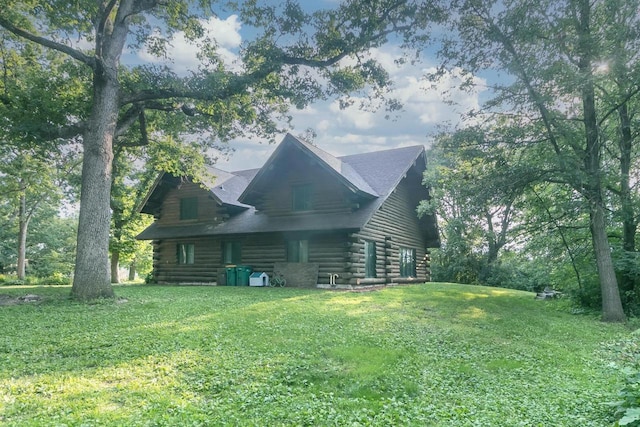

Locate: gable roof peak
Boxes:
[284,133,378,197]
[238,133,379,205]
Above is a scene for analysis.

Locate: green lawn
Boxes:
[0,283,631,426]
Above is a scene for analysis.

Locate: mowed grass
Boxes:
[0,283,631,426]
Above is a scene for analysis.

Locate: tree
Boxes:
[594,0,640,300]
[434,0,636,321]
[422,124,538,284]
[109,145,154,283]
[0,1,445,300]
[0,144,76,280]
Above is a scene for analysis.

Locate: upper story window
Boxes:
[292,184,313,211]
[180,197,198,220]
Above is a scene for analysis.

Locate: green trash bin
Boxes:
[236,265,253,286]
[225,265,237,286]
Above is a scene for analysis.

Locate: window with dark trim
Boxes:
[222,241,242,265]
[287,239,309,262]
[177,243,195,264]
[292,184,313,211]
[399,247,416,277]
[180,197,198,220]
[364,240,377,278]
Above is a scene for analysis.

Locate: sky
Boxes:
[135,8,488,172]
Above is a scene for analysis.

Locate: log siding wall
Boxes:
[156,181,227,226]
[255,156,355,216]
[148,157,435,287]
[350,172,432,285]
[153,232,350,285]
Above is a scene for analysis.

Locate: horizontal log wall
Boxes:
[149,154,436,287]
[259,155,355,216]
[156,180,226,226]
[153,237,221,283]
[309,233,350,285]
[350,169,433,285]
[152,232,351,285]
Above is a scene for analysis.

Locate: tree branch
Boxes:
[41,122,86,141]
[98,0,119,35]
[120,70,269,106]
[0,16,96,69]
[597,84,640,126]
[115,104,144,138]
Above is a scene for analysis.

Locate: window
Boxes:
[222,241,242,265]
[292,184,312,211]
[364,240,377,278]
[180,197,198,220]
[399,247,416,277]
[177,243,195,264]
[287,240,309,262]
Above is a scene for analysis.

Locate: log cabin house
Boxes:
[137,133,440,288]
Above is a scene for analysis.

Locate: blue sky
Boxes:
[133,5,487,172]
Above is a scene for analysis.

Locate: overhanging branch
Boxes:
[0,16,96,69]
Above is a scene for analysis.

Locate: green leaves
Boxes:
[610,335,640,426]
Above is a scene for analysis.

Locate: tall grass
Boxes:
[0,283,630,426]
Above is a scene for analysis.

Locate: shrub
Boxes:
[611,333,640,426]
[144,271,156,284]
[430,249,483,285]
[569,281,603,312]
[0,273,71,286]
[0,275,28,286]
[38,273,71,286]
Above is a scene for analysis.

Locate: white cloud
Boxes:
[328,100,377,130]
[392,67,485,126]
[211,137,277,171]
[138,15,243,74]
[216,47,486,171]
[200,45,487,172]
[317,120,331,131]
[201,15,242,48]
[301,59,485,141]
[296,106,319,115]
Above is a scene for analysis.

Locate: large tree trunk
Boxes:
[591,203,626,322]
[71,2,136,300]
[17,189,27,280]
[576,0,625,322]
[616,102,637,293]
[71,76,117,300]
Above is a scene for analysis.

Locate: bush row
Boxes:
[0,273,70,286]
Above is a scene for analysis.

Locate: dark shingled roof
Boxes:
[201,166,253,209]
[137,134,430,240]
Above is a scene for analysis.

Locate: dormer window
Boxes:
[180,197,198,220]
[292,184,312,211]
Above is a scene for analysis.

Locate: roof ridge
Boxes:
[338,144,424,160]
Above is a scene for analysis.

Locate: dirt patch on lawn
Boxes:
[0,294,42,306]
